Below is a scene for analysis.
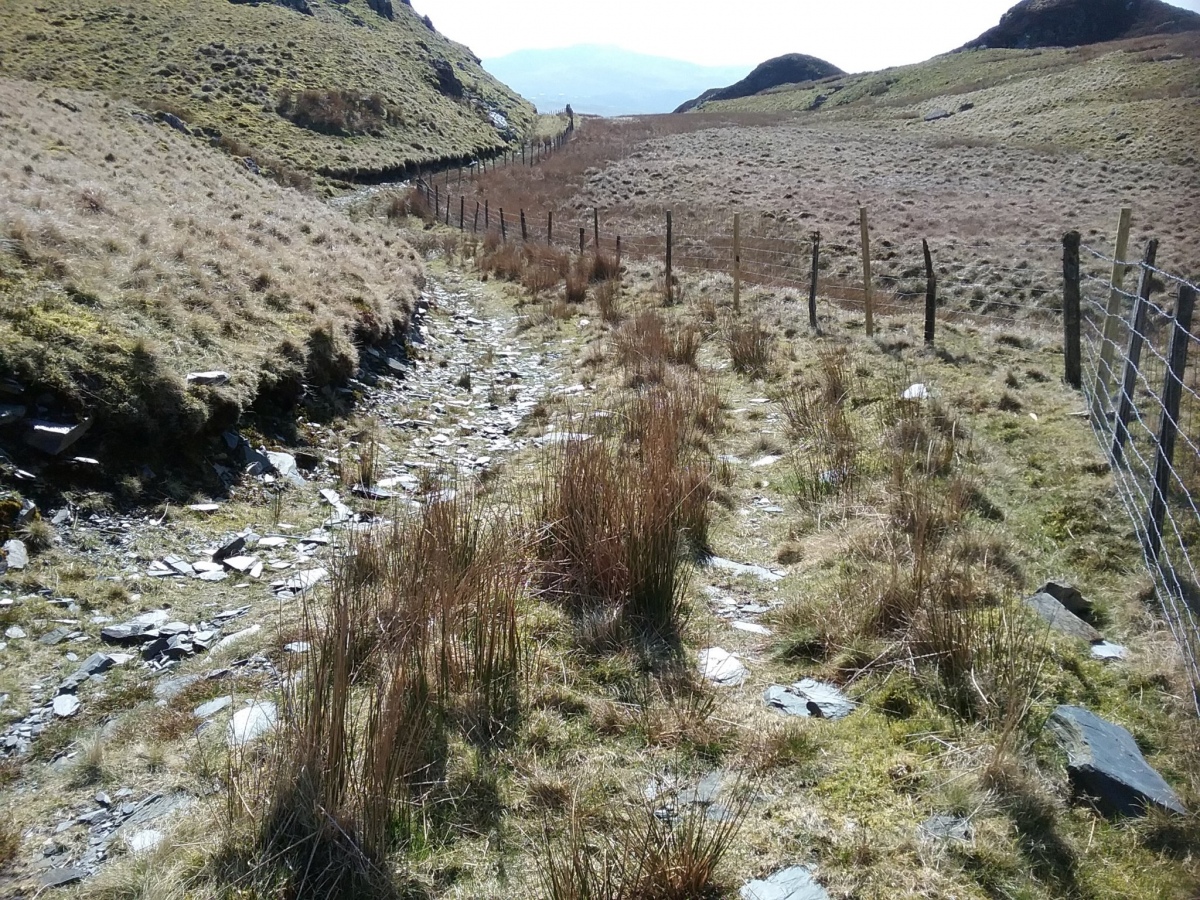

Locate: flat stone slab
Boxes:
[194,696,233,719]
[228,700,278,745]
[764,679,855,720]
[1090,641,1128,661]
[1037,581,1092,618]
[2,539,28,570]
[707,556,785,583]
[1046,705,1186,816]
[1025,593,1101,642]
[732,621,772,636]
[39,867,87,888]
[741,865,829,900]
[919,814,971,843]
[698,648,749,686]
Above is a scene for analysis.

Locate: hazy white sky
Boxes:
[416,0,1200,72]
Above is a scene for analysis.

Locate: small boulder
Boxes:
[1037,581,1092,618]
[1024,593,1101,642]
[1046,705,1186,816]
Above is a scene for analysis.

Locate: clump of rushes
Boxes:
[538,386,714,639]
[223,488,526,899]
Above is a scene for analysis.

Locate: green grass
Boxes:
[0,0,538,179]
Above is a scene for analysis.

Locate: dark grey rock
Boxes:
[1037,581,1092,618]
[153,674,201,701]
[740,865,829,900]
[185,371,230,386]
[1025,593,1101,642]
[924,108,952,122]
[919,814,971,843]
[213,536,246,562]
[59,652,114,693]
[1046,705,1187,816]
[39,626,73,646]
[194,696,233,718]
[39,867,86,888]
[764,679,855,720]
[25,417,93,455]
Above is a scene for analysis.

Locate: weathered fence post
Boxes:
[808,231,820,332]
[500,208,507,242]
[732,213,741,314]
[923,238,937,347]
[521,145,526,166]
[434,184,439,218]
[860,206,874,336]
[547,211,553,245]
[459,196,464,231]
[579,227,585,255]
[520,209,528,242]
[616,235,622,267]
[1112,239,1159,465]
[593,208,600,251]
[473,201,480,234]
[484,200,489,230]
[1063,231,1082,389]
[444,195,450,226]
[1093,207,1135,423]
[665,211,673,305]
[1148,283,1197,558]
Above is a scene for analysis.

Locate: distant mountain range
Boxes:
[482,45,751,116]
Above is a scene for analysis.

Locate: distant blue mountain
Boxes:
[482,45,752,116]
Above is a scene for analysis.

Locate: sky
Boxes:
[416,0,1200,72]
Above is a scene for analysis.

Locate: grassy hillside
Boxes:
[0,79,421,469]
[693,33,1200,164]
[0,0,538,180]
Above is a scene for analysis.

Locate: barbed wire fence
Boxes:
[411,180,1200,708]
[1075,226,1200,712]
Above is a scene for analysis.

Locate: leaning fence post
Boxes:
[808,231,820,332]
[860,206,874,336]
[1063,231,1082,388]
[923,238,937,347]
[1092,207,1135,423]
[732,213,741,314]
[665,211,674,305]
[1148,283,1197,558]
[1112,239,1159,465]
[547,211,553,245]
[500,208,507,242]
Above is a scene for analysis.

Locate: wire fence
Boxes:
[1079,239,1200,711]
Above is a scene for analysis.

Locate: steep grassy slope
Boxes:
[0,79,421,468]
[693,33,1200,164]
[0,0,537,179]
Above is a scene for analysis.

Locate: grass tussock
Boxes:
[613,311,702,386]
[537,386,716,639]
[725,316,775,378]
[222,489,525,899]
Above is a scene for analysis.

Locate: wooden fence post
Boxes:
[459,196,464,231]
[860,206,874,336]
[521,145,525,166]
[484,200,489,230]
[616,235,621,267]
[732,213,741,314]
[444,195,450,226]
[520,209,528,242]
[1148,283,1197,558]
[1063,231,1082,389]
[1092,207,1135,423]
[434,184,439,218]
[1112,239,1159,465]
[593,208,600,250]
[579,227,585,255]
[547,211,553,245]
[473,201,479,234]
[808,230,820,332]
[665,211,673,305]
[923,238,937,346]
[500,208,507,242]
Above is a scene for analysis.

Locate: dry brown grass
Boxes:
[0,79,421,463]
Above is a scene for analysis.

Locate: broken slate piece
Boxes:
[919,815,971,843]
[216,624,260,650]
[732,621,772,636]
[58,652,115,693]
[221,555,257,574]
[213,536,246,563]
[227,700,277,746]
[266,451,305,487]
[25,417,93,455]
[707,556,785,583]
[198,569,228,582]
[740,865,829,900]
[163,555,194,577]
[187,503,220,513]
[39,868,87,888]
[53,694,81,717]
[280,568,327,594]
[1046,705,1186,816]
[186,371,230,386]
[1024,593,1101,642]
[40,626,73,646]
[194,696,233,719]
[764,679,855,720]
[1090,641,1128,661]
[2,539,28,570]
[698,648,749,686]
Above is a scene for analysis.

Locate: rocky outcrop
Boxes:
[430,59,464,98]
[675,53,844,113]
[366,0,394,20]
[964,0,1200,50]
[228,0,312,15]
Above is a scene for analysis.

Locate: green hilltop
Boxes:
[0,0,538,180]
